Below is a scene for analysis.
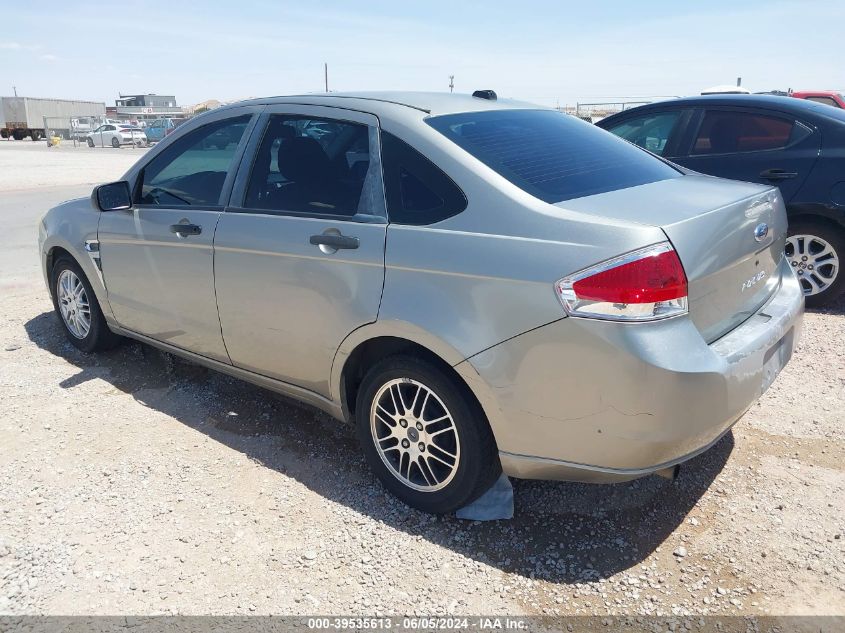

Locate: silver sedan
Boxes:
[38,92,803,513]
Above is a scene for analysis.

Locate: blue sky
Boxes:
[1,0,842,108]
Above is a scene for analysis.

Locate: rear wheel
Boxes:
[50,257,122,352]
[111,136,120,148]
[31,130,42,141]
[356,356,500,514]
[786,221,844,307]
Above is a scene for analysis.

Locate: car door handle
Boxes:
[170,223,202,236]
[759,169,798,180]
[309,234,359,250]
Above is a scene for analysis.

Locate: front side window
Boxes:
[137,115,250,206]
[691,111,805,155]
[427,109,680,204]
[607,111,682,156]
[244,114,385,218]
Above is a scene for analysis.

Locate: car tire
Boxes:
[50,257,122,353]
[786,220,844,307]
[87,138,94,148]
[111,137,120,149]
[355,355,501,514]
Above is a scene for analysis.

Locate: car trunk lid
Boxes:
[556,175,788,342]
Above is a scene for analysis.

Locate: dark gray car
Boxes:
[38,92,803,513]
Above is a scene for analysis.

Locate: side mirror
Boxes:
[92,181,132,211]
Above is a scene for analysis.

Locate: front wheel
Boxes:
[356,356,500,514]
[786,221,844,307]
[87,137,94,148]
[51,257,122,352]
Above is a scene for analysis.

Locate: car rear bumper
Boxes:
[457,257,804,482]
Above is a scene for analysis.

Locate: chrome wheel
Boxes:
[786,234,840,296]
[370,378,461,492]
[57,269,91,339]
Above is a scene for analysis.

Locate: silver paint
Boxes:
[37,92,805,485]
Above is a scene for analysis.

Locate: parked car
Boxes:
[790,90,845,109]
[145,117,186,143]
[38,92,802,513]
[86,124,147,148]
[598,95,845,306]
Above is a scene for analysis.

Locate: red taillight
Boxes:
[555,243,688,321]
[572,248,687,304]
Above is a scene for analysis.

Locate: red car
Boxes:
[791,90,845,108]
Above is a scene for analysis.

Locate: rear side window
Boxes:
[691,111,809,154]
[137,115,249,206]
[243,114,385,218]
[427,109,679,204]
[606,111,682,156]
[381,132,467,224]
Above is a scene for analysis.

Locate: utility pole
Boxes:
[324,63,328,93]
[449,75,454,93]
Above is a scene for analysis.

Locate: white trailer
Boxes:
[1,97,107,141]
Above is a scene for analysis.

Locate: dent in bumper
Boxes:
[457,260,804,479]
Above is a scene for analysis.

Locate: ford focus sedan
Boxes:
[38,92,803,513]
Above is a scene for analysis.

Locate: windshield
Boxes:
[426,109,680,203]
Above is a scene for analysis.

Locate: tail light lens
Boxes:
[555,242,688,321]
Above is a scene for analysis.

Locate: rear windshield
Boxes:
[426,109,680,203]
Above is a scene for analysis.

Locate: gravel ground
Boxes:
[0,142,843,617]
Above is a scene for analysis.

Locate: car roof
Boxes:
[599,93,845,125]
[214,91,541,118]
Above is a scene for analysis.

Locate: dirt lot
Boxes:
[0,140,843,618]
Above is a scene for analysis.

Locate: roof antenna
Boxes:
[472,90,497,100]
[449,75,454,93]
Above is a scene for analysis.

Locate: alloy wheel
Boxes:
[57,269,91,339]
[785,233,840,296]
[370,378,461,492]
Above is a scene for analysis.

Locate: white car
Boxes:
[86,124,147,148]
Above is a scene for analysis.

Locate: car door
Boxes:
[678,107,821,202]
[103,124,116,146]
[147,120,159,141]
[98,107,260,362]
[602,108,692,160]
[214,106,387,397]
[92,125,106,147]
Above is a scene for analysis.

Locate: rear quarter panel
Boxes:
[371,114,668,365]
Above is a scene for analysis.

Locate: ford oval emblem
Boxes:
[754,223,769,242]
